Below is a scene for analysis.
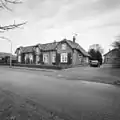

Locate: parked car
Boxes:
[90,60,100,67]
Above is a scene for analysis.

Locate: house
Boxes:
[15,38,90,67]
[104,49,120,64]
[0,52,17,64]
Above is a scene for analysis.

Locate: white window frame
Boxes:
[43,54,49,63]
[52,53,56,63]
[25,54,29,62]
[61,53,67,63]
[29,54,33,60]
[18,56,21,62]
[29,54,33,63]
[61,44,66,50]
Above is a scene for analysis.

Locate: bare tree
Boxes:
[0,0,27,32]
[112,36,120,49]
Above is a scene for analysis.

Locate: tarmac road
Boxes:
[0,67,120,120]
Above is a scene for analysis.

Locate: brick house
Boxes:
[15,39,90,67]
[104,49,120,64]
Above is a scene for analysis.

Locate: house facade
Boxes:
[15,39,90,67]
[104,49,120,64]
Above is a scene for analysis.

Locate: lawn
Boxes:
[45,66,120,85]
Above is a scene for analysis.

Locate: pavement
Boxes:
[0,66,120,120]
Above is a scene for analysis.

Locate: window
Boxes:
[52,53,56,63]
[36,56,39,64]
[78,54,82,62]
[18,56,21,62]
[61,53,67,63]
[29,54,33,63]
[61,44,66,50]
[25,54,28,61]
[43,54,48,63]
[36,47,39,53]
[29,54,33,60]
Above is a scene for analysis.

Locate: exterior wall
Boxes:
[34,47,41,64]
[56,42,73,67]
[57,42,73,54]
[42,51,56,65]
[50,51,56,65]
[72,49,89,66]
[16,49,22,63]
[42,51,50,65]
[104,50,120,64]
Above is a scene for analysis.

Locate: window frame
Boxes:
[61,43,66,50]
[61,53,68,63]
[36,47,39,53]
[43,54,49,63]
[18,56,21,62]
[52,53,56,63]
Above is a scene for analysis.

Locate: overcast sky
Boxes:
[0,0,120,54]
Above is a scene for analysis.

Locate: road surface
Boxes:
[0,67,120,120]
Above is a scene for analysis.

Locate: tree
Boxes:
[89,44,104,54]
[112,36,120,67]
[0,0,27,33]
[112,36,120,49]
[88,44,103,65]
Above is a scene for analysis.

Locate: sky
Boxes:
[0,0,120,54]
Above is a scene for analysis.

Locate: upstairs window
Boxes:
[36,47,39,53]
[61,44,66,50]
[61,53,67,63]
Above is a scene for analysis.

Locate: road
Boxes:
[0,67,120,120]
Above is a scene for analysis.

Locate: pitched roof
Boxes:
[65,40,90,57]
[37,42,58,51]
[103,49,120,56]
[16,39,89,57]
[21,46,35,53]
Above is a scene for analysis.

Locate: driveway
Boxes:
[0,67,120,120]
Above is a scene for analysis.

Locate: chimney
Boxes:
[73,36,76,43]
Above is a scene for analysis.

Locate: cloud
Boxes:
[65,0,120,21]
[1,0,120,54]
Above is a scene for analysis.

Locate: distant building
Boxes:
[0,52,17,64]
[104,49,120,64]
[15,39,90,67]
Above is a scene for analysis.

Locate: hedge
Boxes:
[0,63,87,69]
[13,63,63,70]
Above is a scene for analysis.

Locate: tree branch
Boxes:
[0,0,27,32]
[0,21,27,32]
[0,0,22,11]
